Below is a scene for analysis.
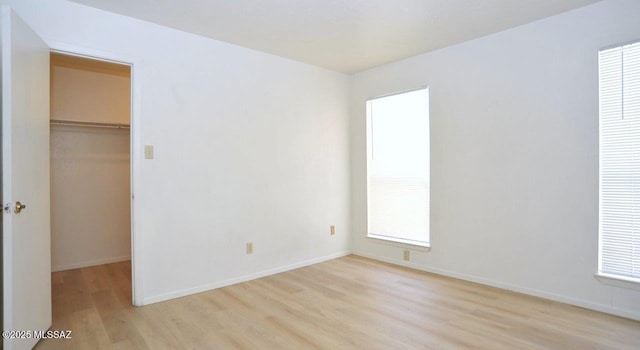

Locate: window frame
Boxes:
[365,87,431,249]
[597,39,640,285]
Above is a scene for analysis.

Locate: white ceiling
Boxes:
[69,0,600,73]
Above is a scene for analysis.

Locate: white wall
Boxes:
[350,0,640,320]
[50,60,131,271]
[5,0,350,304]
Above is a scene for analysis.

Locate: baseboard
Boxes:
[52,255,131,272]
[143,250,351,305]
[352,251,640,321]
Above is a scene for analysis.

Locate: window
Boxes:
[599,41,640,282]
[366,88,429,247]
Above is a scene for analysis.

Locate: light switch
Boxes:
[144,145,154,159]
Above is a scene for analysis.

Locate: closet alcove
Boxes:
[50,52,132,273]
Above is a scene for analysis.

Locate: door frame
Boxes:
[48,41,143,306]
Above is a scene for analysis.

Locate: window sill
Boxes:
[366,234,431,252]
[595,273,640,291]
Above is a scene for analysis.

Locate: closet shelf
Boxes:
[50,119,130,129]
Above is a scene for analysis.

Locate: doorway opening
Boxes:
[49,52,133,306]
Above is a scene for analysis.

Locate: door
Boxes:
[2,6,51,350]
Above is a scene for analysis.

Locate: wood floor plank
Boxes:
[35,256,640,349]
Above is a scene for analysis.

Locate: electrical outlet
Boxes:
[330,225,335,235]
[246,242,253,254]
[403,250,410,261]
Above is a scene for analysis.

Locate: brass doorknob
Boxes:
[14,201,26,214]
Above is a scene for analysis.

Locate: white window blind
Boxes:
[366,88,430,246]
[599,41,640,282]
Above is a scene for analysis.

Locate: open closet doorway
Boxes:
[49,52,133,306]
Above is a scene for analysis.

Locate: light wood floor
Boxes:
[36,255,640,349]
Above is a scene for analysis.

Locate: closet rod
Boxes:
[50,119,130,129]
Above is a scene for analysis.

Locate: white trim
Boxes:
[599,38,640,52]
[143,251,350,305]
[595,273,640,290]
[51,256,131,272]
[352,251,640,321]
[45,39,144,306]
[366,234,431,252]
[367,86,429,102]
